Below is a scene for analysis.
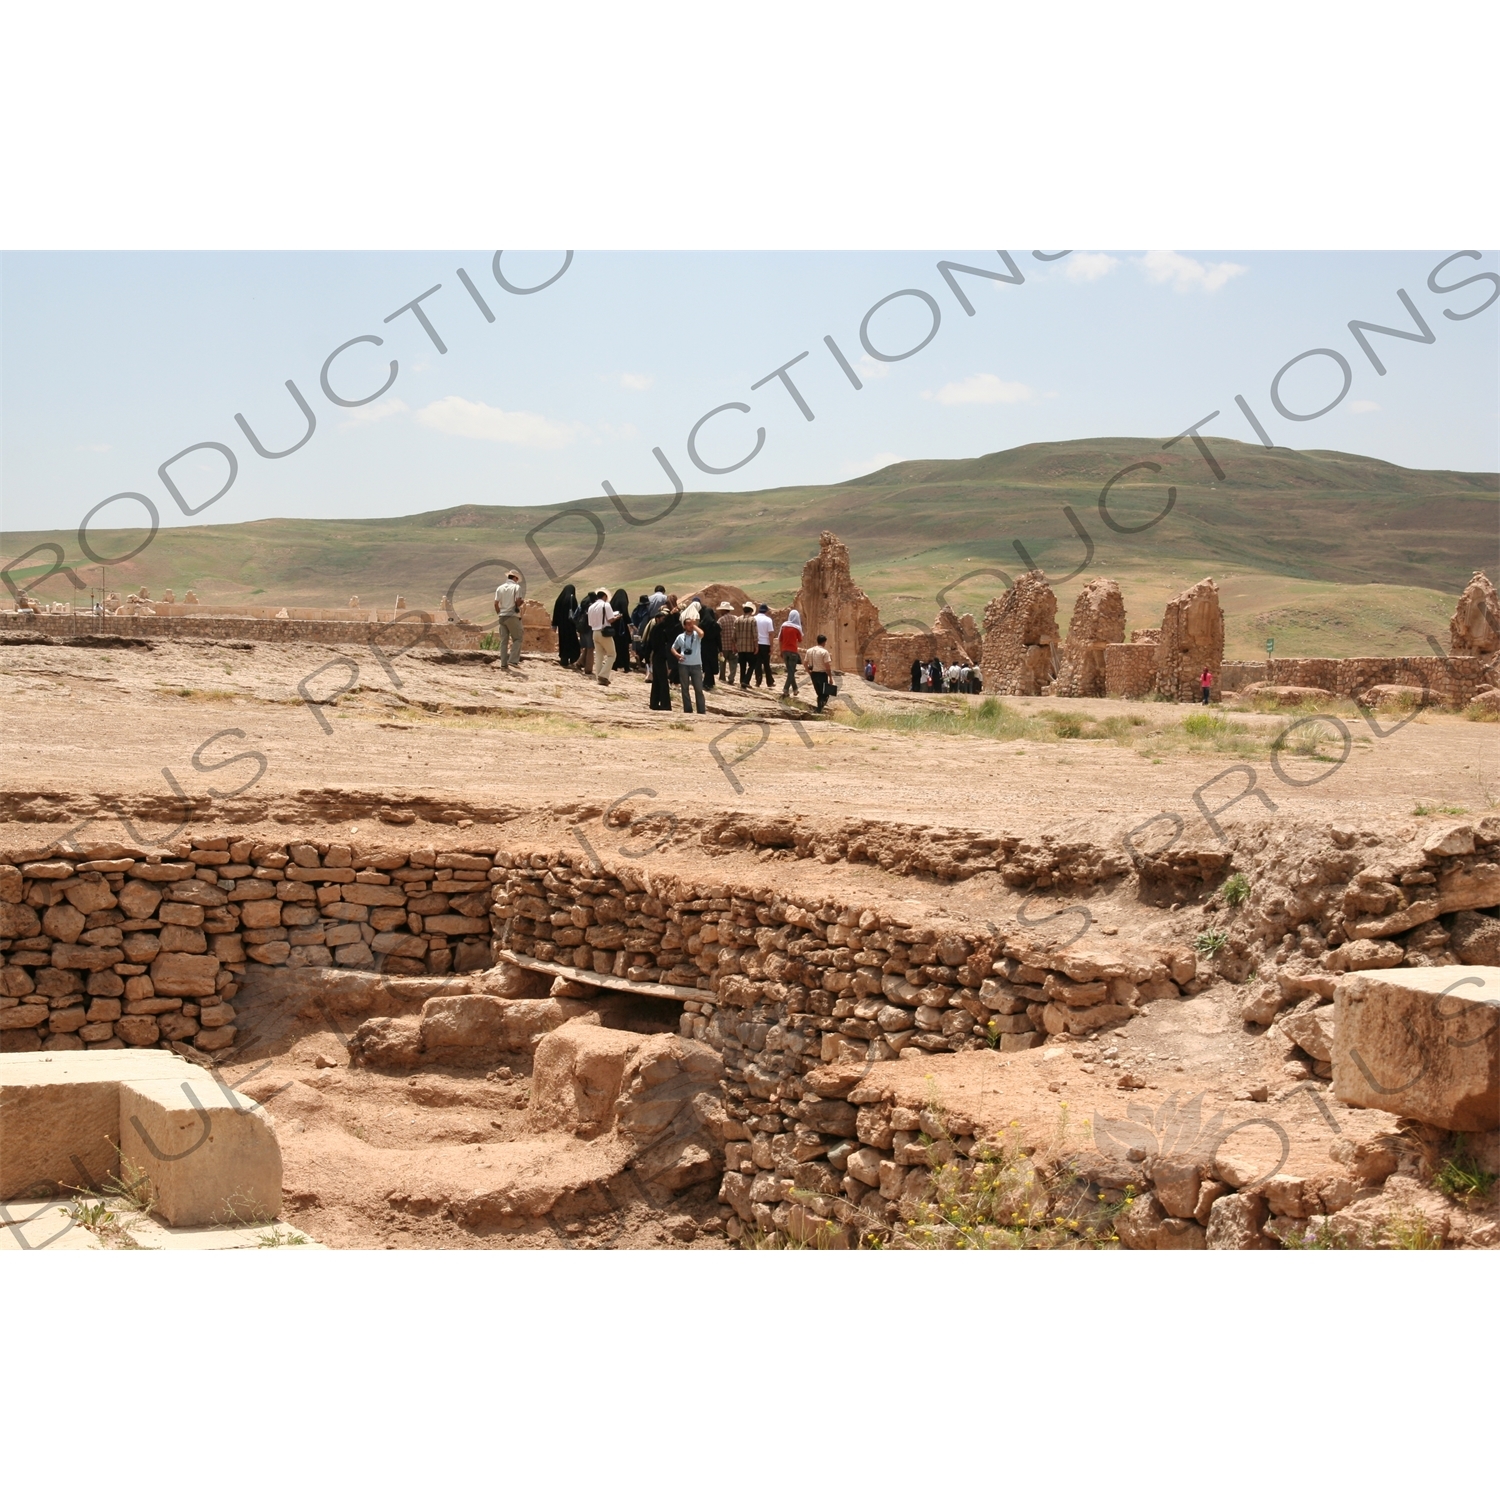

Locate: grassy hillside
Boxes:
[6,437,1495,660]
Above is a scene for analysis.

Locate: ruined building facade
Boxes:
[979,571,1058,695]
[1153,577,1225,702]
[1053,578,1126,698]
[790,532,886,676]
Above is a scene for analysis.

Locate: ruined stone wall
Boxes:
[0,839,506,1057]
[1450,571,1499,656]
[863,605,978,690]
[1154,578,1224,702]
[0,612,487,651]
[1054,578,1126,698]
[1265,654,1497,707]
[1104,643,1157,699]
[1219,661,1270,693]
[979,572,1058,695]
[790,531,886,675]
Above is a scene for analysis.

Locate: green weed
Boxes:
[256,1226,310,1248]
[1433,1136,1496,1204]
[1220,872,1251,907]
[1383,1209,1446,1249]
[1194,928,1228,957]
[1274,1216,1352,1249]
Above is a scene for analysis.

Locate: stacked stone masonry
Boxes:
[0,838,504,1056]
[980,570,1058,695]
[1054,578,1126,698]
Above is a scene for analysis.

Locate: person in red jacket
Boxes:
[778,609,804,697]
[1199,667,1213,705]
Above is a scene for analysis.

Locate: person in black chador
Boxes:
[643,595,681,711]
[700,601,724,689]
[551,584,580,667]
[609,588,632,671]
[910,658,922,692]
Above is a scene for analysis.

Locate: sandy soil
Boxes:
[2,637,1493,840]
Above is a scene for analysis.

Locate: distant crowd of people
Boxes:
[911,657,983,693]
[489,575,838,713]
[490,572,988,712]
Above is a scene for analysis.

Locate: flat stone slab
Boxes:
[0,1198,320,1249]
[499,949,707,1002]
[0,1199,103,1251]
[1333,965,1500,1131]
[124,1217,323,1250]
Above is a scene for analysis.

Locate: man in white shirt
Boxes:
[491,570,524,669]
[586,589,618,684]
[753,604,776,688]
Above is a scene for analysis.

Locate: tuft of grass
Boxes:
[1462,697,1499,723]
[1220,872,1251,907]
[1412,802,1468,817]
[1433,1136,1496,1204]
[1383,1209,1446,1250]
[1194,928,1229,956]
[1274,1216,1353,1250]
[256,1226,310,1248]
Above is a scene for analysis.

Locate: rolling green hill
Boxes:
[5,438,1495,659]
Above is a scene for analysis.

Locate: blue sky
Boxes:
[2,249,1496,537]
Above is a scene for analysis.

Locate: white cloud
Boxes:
[1063,252,1120,283]
[618,372,653,391]
[416,396,581,449]
[1138,249,1247,293]
[1347,399,1380,414]
[926,374,1033,406]
[598,422,639,441]
[338,397,409,430]
[856,353,891,382]
[840,452,903,477]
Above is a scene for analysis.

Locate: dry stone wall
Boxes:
[979,571,1058,695]
[1054,578,1125,698]
[0,613,485,651]
[1265,654,1496,708]
[1154,577,1224,702]
[0,838,506,1057]
[1104,642,1156,699]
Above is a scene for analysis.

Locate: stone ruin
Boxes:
[980,571,1058,695]
[1154,577,1225,702]
[3,807,1498,1251]
[1053,578,1125,698]
[1451,571,1499,656]
[790,532,886,675]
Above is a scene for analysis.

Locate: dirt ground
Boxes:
[3,634,1496,1248]
[2,636,1494,832]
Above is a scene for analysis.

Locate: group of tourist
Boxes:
[910,657,983,693]
[500,580,840,713]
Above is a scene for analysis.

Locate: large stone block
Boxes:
[1333,966,1499,1131]
[118,1076,281,1226]
[149,951,221,997]
[0,1050,196,1197]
